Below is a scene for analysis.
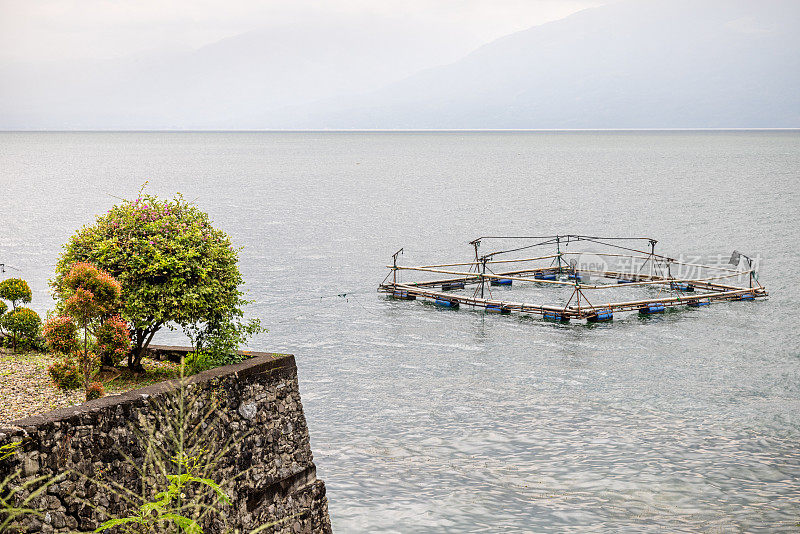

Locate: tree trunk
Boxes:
[128,324,161,372]
[83,326,90,396]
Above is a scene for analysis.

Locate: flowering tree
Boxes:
[54,191,257,371]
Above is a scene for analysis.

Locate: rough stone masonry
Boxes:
[0,350,332,533]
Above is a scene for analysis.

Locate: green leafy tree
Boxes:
[54,191,256,371]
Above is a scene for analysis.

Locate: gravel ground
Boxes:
[0,348,180,426]
[0,349,84,424]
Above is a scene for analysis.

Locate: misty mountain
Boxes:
[0,16,478,130]
[1,0,798,130]
[289,0,800,129]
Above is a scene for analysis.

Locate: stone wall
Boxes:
[0,352,332,533]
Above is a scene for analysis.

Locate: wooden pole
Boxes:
[481,257,486,299]
[393,265,754,290]
[418,253,562,269]
[391,248,403,286]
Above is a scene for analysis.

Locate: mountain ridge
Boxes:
[277,0,800,129]
[2,0,798,129]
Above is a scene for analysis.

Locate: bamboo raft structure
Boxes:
[378,235,767,323]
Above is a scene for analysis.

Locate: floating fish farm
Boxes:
[378,235,767,323]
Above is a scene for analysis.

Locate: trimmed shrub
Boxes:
[86,381,105,400]
[95,315,131,366]
[42,315,79,354]
[185,350,216,375]
[48,356,83,390]
[61,262,122,318]
[0,278,32,308]
[53,262,121,396]
[1,307,41,352]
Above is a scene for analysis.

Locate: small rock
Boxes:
[238,402,257,420]
[51,511,66,528]
[23,455,39,477]
[46,494,61,510]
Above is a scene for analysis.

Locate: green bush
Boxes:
[0,300,6,319]
[184,315,263,374]
[47,357,83,390]
[184,350,226,375]
[19,335,47,353]
[1,307,41,352]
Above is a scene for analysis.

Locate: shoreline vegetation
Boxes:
[0,188,261,430]
[0,190,282,531]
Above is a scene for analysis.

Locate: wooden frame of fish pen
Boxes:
[378,235,767,323]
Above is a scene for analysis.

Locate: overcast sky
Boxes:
[0,0,611,62]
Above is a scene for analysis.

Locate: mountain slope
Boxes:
[295,0,800,129]
[0,15,478,130]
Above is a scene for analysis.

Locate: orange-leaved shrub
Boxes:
[42,315,79,354]
[86,381,105,400]
[48,355,83,390]
[95,315,130,366]
[52,262,123,400]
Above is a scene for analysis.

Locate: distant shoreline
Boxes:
[1,128,799,134]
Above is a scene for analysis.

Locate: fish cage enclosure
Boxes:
[378,235,767,323]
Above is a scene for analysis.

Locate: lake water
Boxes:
[1,131,799,532]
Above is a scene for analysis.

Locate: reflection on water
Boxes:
[1,131,799,532]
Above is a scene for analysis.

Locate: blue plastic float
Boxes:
[441,282,465,291]
[670,282,695,292]
[639,303,666,314]
[543,311,570,322]
[435,299,459,309]
[587,309,613,322]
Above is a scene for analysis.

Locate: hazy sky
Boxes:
[0,0,611,62]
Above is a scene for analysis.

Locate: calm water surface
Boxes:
[1,131,799,532]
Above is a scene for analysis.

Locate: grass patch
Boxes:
[104,359,181,393]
